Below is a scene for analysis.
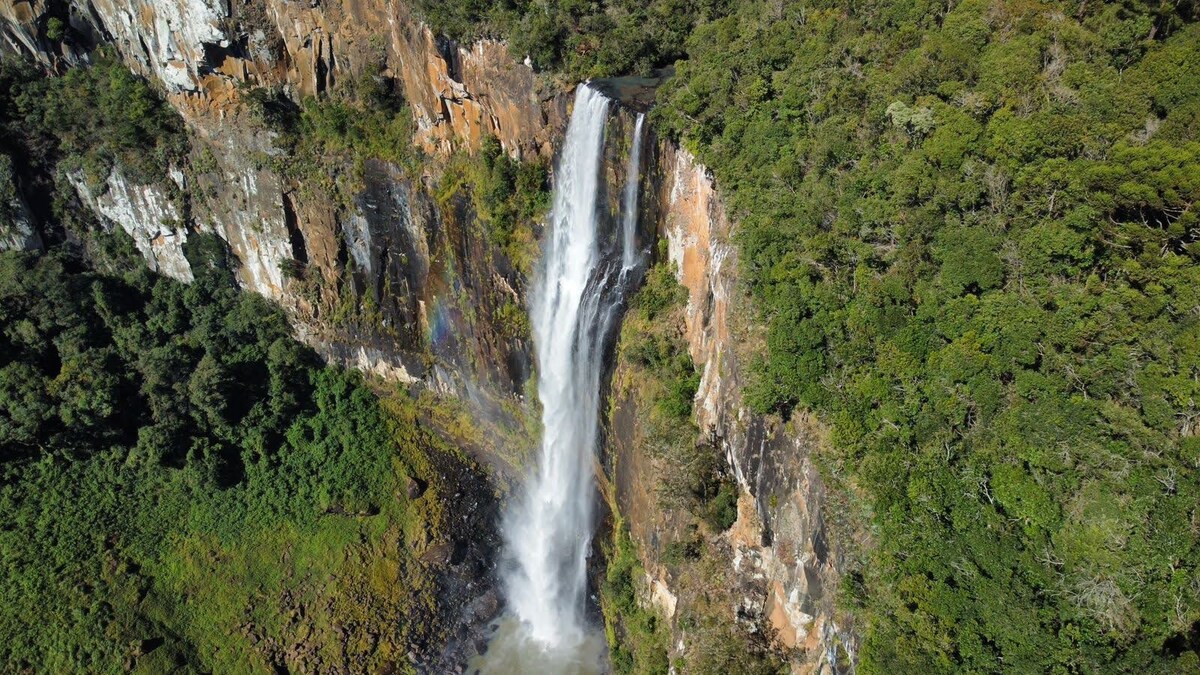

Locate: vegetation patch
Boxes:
[433,135,550,280]
[410,0,730,78]
[0,240,479,672]
[599,519,671,675]
[245,66,420,211]
[618,260,731,518]
[0,51,187,188]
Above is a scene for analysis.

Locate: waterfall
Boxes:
[621,113,646,272]
[479,83,645,671]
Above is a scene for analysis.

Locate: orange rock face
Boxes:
[2,0,565,156]
[650,144,856,671]
[0,0,569,402]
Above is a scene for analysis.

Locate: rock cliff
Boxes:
[604,142,857,671]
[0,161,40,251]
[1,0,573,405]
[0,5,568,669]
[1,0,563,153]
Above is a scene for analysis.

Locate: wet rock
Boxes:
[420,541,453,566]
[472,588,500,623]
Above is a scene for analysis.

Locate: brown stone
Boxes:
[405,475,426,500]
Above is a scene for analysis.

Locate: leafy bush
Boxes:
[601,521,671,675]
[702,480,738,532]
[433,135,549,275]
[475,135,550,255]
[44,18,66,43]
[0,52,187,186]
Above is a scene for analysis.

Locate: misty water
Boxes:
[474,84,646,672]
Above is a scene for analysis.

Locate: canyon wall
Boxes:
[0,0,572,404]
[1,0,562,154]
[0,10,567,668]
[605,142,857,672]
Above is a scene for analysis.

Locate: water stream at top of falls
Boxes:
[475,84,646,672]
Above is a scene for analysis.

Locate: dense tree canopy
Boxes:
[0,52,187,187]
[411,0,732,77]
[0,240,468,671]
[656,0,1200,670]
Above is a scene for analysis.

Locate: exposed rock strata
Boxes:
[0,0,563,155]
[69,168,193,281]
[0,0,569,401]
[607,144,857,672]
[0,182,41,252]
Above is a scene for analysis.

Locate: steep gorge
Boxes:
[0,1,853,671]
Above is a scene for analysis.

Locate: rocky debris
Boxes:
[422,457,504,674]
[419,541,453,566]
[405,476,427,500]
[471,588,500,624]
[68,168,193,281]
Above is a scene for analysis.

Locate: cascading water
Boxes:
[476,84,646,672]
[621,113,646,273]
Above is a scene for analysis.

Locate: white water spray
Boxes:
[621,113,646,273]
[481,84,646,671]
